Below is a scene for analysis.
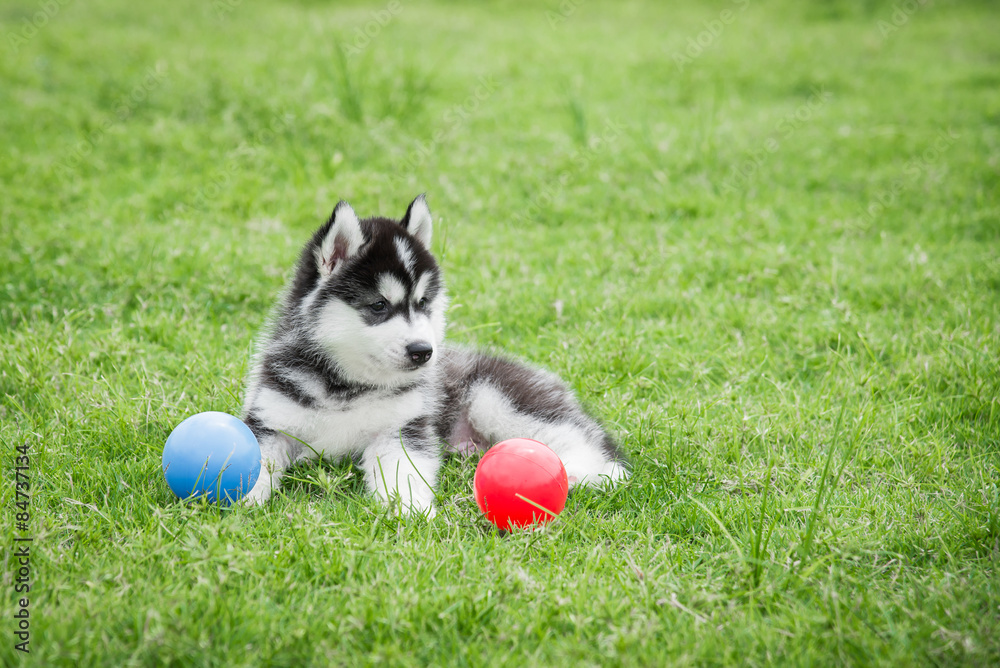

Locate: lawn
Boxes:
[2,0,999,665]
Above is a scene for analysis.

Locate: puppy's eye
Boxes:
[370,300,387,312]
[417,297,428,309]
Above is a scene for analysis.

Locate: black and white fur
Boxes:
[242,195,627,515]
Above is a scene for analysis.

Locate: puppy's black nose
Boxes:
[406,341,434,366]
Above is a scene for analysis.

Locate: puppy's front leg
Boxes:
[242,430,295,506]
[362,419,441,517]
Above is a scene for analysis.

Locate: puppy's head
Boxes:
[291,195,448,387]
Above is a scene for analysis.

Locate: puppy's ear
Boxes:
[315,201,365,277]
[401,194,432,248]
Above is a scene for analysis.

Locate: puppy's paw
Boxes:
[241,476,274,507]
[394,489,438,519]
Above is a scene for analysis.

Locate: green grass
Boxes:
[2,0,999,665]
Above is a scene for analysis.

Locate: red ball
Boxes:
[474,438,569,530]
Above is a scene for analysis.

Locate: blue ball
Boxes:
[162,412,261,505]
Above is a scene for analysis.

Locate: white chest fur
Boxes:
[251,383,430,460]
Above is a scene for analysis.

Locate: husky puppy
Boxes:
[241,195,627,515]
